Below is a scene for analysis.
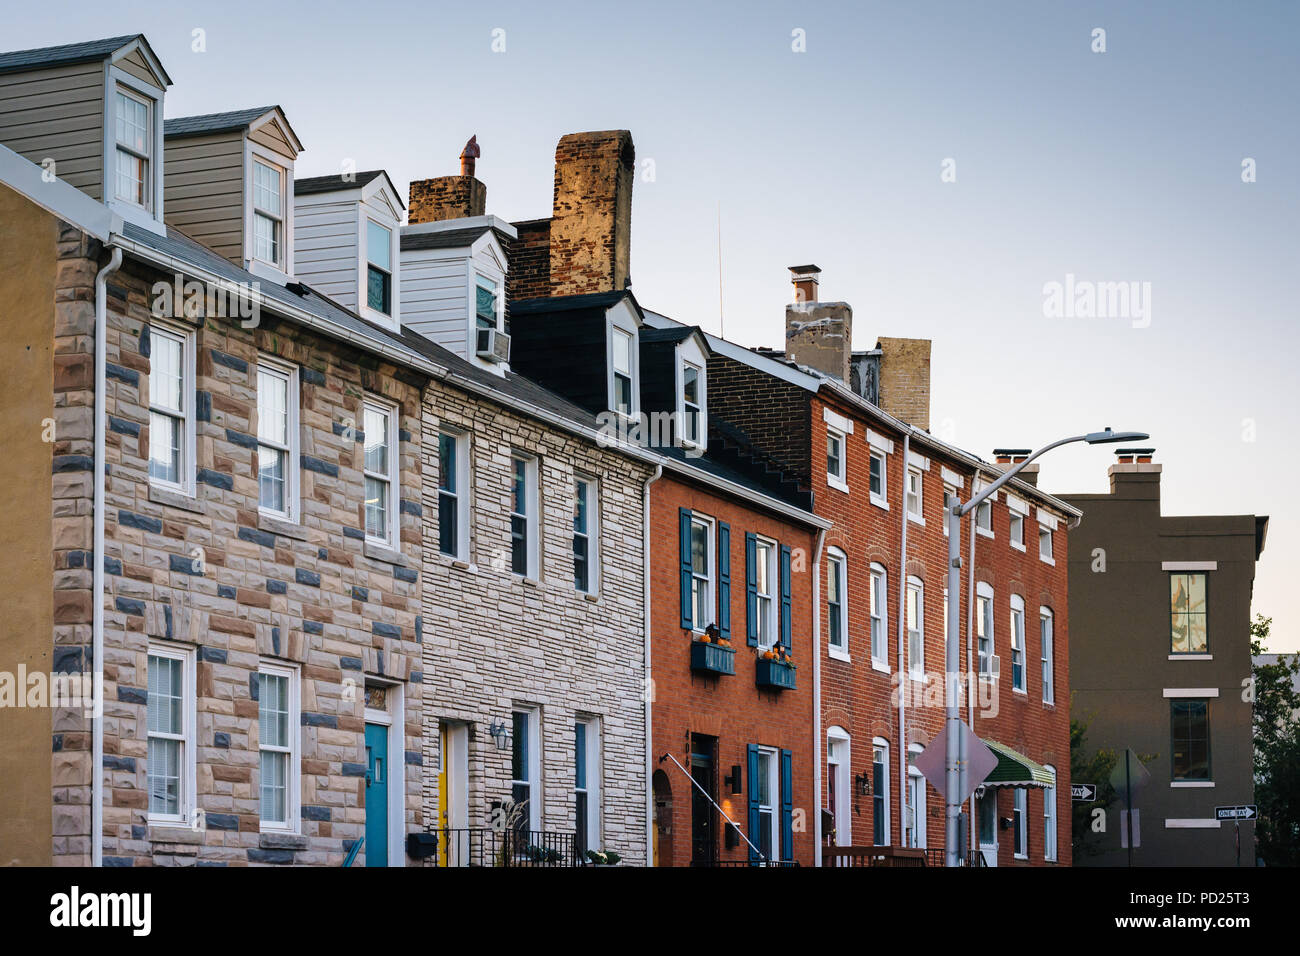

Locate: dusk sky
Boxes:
[15,1,1299,648]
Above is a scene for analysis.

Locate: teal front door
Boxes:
[365,723,388,867]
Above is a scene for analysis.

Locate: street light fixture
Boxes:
[941,428,1149,867]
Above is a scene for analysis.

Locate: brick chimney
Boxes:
[785,266,852,382]
[994,448,1038,486]
[547,130,635,296]
[876,337,931,430]
[408,135,487,223]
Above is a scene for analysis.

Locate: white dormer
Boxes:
[293,170,403,331]
[163,105,303,283]
[674,330,708,451]
[0,34,172,235]
[400,215,517,376]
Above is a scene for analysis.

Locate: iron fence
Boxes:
[434,827,579,867]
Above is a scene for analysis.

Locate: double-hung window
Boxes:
[258,662,299,831]
[827,549,847,655]
[753,538,776,647]
[148,324,193,493]
[610,327,634,417]
[257,360,298,521]
[827,429,847,488]
[1040,607,1055,703]
[1043,765,1058,862]
[114,88,151,207]
[975,480,993,536]
[1013,788,1028,858]
[754,747,779,863]
[573,477,599,593]
[906,578,924,678]
[869,450,887,505]
[437,430,469,559]
[510,454,539,578]
[511,707,541,834]
[906,467,923,522]
[252,159,285,267]
[147,644,194,825]
[1008,499,1026,550]
[943,483,959,536]
[977,583,994,676]
[475,275,498,334]
[690,516,714,630]
[574,717,601,856]
[1010,595,1026,693]
[366,220,393,315]
[870,563,889,669]
[872,739,890,846]
[1170,572,1208,654]
[363,400,398,546]
[1038,521,1054,563]
[681,362,703,447]
[1171,699,1211,781]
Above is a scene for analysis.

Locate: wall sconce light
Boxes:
[724,765,742,794]
[855,772,871,796]
[1000,816,1014,831]
[488,718,510,751]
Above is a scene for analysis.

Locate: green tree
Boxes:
[1070,709,1158,860]
[1249,614,1300,866]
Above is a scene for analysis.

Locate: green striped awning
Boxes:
[981,739,1055,788]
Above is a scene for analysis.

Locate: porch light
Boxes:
[855,771,871,797]
[488,718,510,751]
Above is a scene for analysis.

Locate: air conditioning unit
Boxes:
[475,327,510,364]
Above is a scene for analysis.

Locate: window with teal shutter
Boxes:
[779,545,792,650]
[746,744,761,864]
[745,533,758,645]
[679,509,693,629]
[717,522,731,639]
[780,749,793,863]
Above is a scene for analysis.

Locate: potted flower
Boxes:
[585,849,622,866]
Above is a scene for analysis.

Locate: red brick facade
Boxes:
[649,473,819,866]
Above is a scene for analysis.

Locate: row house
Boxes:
[649,265,1081,867]
[0,35,431,865]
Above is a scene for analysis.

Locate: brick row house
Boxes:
[649,266,1080,867]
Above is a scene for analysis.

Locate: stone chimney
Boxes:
[994,448,1038,486]
[876,337,931,430]
[408,135,487,223]
[547,130,635,296]
[785,266,852,382]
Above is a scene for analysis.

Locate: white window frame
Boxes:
[437,428,471,561]
[870,563,889,672]
[943,483,959,537]
[755,745,780,863]
[827,727,851,845]
[906,743,927,849]
[754,535,778,649]
[872,738,891,846]
[574,716,602,854]
[362,676,406,867]
[362,398,400,548]
[1038,517,1055,565]
[112,86,151,209]
[826,427,848,492]
[977,582,995,677]
[975,479,995,538]
[147,321,196,497]
[826,547,849,660]
[906,466,924,525]
[250,156,287,270]
[511,705,542,832]
[509,452,540,580]
[103,65,165,229]
[1040,607,1055,704]
[606,314,640,420]
[1013,788,1029,859]
[257,660,300,833]
[573,474,600,594]
[362,217,396,321]
[256,357,300,523]
[473,271,503,333]
[689,514,716,633]
[906,576,925,679]
[676,338,708,451]
[1043,764,1058,862]
[868,449,888,508]
[146,641,196,828]
[243,139,295,282]
[1009,511,1025,551]
[1010,594,1027,694]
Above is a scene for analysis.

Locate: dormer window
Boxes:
[682,363,702,445]
[612,327,635,416]
[252,159,285,267]
[475,275,499,331]
[113,89,151,207]
[367,220,393,315]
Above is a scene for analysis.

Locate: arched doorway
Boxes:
[652,769,674,867]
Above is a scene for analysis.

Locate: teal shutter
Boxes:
[779,544,792,650]
[747,744,760,864]
[780,749,793,863]
[679,509,693,629]
[717,522,731,639]
[745,533,758,645]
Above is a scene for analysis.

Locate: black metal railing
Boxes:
[434,827,579,867]
[689,858,799,867]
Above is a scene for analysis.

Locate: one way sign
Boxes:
[1215,805,1258,821]
[1072,783,1097,802]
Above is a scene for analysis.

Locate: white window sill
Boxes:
[1010,541,1026,553]
[259,511,309,541]
[1012,687,1027,696]
[1169,654,1212,661]
[1170,781,1215,788]
[364,540,409,566]
[829,648,851,663]
[514,574,541,588]
[870,495,890,511]
[827,475,850,494]
[871,660,891,675]
[907,512,925,526]
[149,482,203,513]
[909,671,928,684]
[1013,854,1028,861]
[1039,555,1056,566]
[976,528,994,539]
[581,591,600,603]
[1042,697,1056,707]
[147,820,199,839]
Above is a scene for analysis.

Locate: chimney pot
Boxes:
[408,136,487,223]
[460,135,481,177]
[789,264,821,305]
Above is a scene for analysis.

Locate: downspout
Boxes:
[92,245,123,867]
[642,463,662,865]
[896,433,910,847]
[810,527,825,867]
[966,498,978,859]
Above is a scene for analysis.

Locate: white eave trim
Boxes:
[1162,561,1218,572]
[1162,688,1220,698]
[0,143,121,241]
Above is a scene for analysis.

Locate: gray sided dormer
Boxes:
[163,106,303,284]
[293,170,403,332]
[0,34,171,233]
[400,216,516,376]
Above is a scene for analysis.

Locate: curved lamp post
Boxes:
[942,428,1149,867]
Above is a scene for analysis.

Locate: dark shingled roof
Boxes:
[164,106,280,139]
[510,290,639,318]
[0,34,142,75]
[640,325,703,346]
[295,170,382,193]
[401,226,505,252]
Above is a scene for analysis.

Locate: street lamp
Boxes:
[941,428,1148,867]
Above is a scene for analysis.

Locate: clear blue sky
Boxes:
[14,1,1299,648]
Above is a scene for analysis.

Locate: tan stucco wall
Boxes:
[0,184,56,865]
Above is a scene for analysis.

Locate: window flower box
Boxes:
[690,640,736,676]
[755,656,796,690]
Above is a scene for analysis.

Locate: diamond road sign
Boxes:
[1215,805,1257,821]
[1071,783,1097,802]
[913,721,998,804]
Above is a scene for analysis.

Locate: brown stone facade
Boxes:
[43,219,428,866]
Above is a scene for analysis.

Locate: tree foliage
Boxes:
[1250,614,1300,866]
